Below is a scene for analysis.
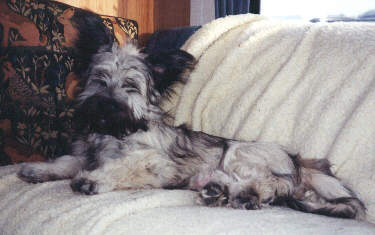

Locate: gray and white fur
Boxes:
[18,44,366,220]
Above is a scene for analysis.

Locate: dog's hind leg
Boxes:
[285,167,366,220]
[18,155,85,183]
[191,169,234,207]
[211,141,298,210]
[193,165,296,210]
[195,168,296,210]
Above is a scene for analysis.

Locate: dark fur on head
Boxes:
[145,49,196,97]
[73,95,148,138]
[70,8,114,76]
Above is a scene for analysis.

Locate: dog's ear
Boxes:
[145,49,196,96]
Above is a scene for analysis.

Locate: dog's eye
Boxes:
[122,81,139,93]
[93,79,107,87]
[91,70,109,83]
[126,89,139,93]
[94,70,108,78]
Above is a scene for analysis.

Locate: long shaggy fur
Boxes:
[18,44,365,220]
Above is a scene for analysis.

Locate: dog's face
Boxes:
[74,44,195,138]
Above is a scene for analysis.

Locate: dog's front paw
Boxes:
[231,188,261,210]
[18,163,58,184]
[70,178,98,195]
[200,182,229,207]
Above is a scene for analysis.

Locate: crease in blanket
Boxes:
[198,24,313,139]
[162,14,375,223]
[0,165,199,235]
[1,159,375,233]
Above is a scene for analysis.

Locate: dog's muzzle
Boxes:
[74,95,147,138]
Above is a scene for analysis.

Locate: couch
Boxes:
[1,3,375,234]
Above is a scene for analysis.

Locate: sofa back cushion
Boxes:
[0,0,138,165]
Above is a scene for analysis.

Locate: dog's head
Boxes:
[74,43,195,138]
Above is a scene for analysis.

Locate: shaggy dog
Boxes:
[18,44,365,220]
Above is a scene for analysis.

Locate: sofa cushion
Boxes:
[144,26,201,54]
[0,0,138,165]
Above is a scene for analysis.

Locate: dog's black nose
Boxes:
[95,97,118,112]
[99,118,107,126]
[75,95,121,131]
[108,102,118,112]
[74,94,147,138]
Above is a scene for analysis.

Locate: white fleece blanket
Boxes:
[2,15,375,234]
[1,165,375,235]
[163,14,375,223]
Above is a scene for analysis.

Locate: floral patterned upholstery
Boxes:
[0,0,138,165]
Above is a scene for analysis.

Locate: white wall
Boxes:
[261,0,375,20]
[190,0,215,26]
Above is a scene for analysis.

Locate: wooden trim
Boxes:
[118,0,155,45]
[122,0,190,45]
[154,0,190,31]
[56,0,191,45]
[56,0,120,16]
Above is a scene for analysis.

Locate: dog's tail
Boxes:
[287,158,366,220]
